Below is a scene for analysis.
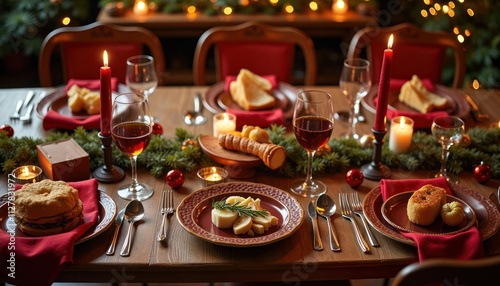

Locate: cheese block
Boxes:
[230,69,276,111]
[398,75,449,113]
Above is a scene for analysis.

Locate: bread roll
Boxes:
[398,75,449,113]
[230,69,276,111]
[407,184,447,226]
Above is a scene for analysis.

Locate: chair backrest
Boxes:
[39,22,165,87]
[390,255,500,286]
[193,21,317,86]
[347,23,465,88]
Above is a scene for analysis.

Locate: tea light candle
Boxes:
[197,167,228,187]
[389,116,414,153]
[133,0,148,16]
[213,112,236,137]
[12,165,43,185]
[333,0,348,14]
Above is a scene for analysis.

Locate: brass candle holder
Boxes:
[360,128,391,180]
[92,132,125,183]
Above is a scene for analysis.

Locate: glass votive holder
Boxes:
[197,166,229,187]
[389,116,414,153]
[12,165,43,185]
[213,112,236,137]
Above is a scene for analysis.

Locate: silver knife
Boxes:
[106,208,125,255]
[23,91,35,108]
[308,201,323,251]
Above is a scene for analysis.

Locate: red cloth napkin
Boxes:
[42,78,118,130]
[375,78,448,129]
[380,177,483,261]
[224,75,284,129]
[0,178,100,286]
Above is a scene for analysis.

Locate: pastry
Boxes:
[406,184,447,226]
[398,75,449,113]
[229,69,276,111]
[441,201,465,226]
[14,179,83,236]
[218,133,286,170]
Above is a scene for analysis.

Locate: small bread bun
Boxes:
[407,184,447,226]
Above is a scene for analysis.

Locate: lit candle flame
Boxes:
[388,34,394,49]
[400,116,406,126]
[23,166,29,176]
[103,50,108,67]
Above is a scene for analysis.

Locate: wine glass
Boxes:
[291,90,334,198]
[111,92,154,201]
[126,55,158,99]
[338,58,371,140]
[428,116,465,184]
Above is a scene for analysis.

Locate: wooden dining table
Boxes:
[0,85,499,284]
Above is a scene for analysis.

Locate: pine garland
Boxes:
[1,126,499,179]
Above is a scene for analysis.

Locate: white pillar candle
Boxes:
[213,112,236,137]
[389,116,414,153]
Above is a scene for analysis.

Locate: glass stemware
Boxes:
[338,58,371,140]
[126,55,158,99]
[290,90,334,198]
[111,92,154,201]
[428,116,465,184]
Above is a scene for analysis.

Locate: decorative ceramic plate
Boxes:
[36,87,119,119]
[203,81,299,118]
[381,191,476,235]
[0,191,116,244]
[361,84,470,120]
[363,184,500,246]
[176,182,304,247]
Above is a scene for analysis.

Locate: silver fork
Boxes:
[20,104,34,123]
[157,188,173,241]
[350,193,379,247]
[10,100,23,119]
[339,193,370,253]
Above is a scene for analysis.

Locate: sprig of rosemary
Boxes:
[212,199,269,218]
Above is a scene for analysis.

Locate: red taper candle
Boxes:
[100,50,112,136]
[373,34,394,132]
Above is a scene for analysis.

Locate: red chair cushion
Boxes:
[216,42,294,82]
[370,40,446,84]
[61,42,141,84]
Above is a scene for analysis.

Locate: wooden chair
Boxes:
[347,23,465,88]
[39,22,165,87]
[193,21,317,86]
[390,255,500,286]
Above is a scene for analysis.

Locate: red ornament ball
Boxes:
[166,169,184,189]
[473,162,491,183]
[346,168,364,188]
[152,122,163,135]
[0,124,14,138]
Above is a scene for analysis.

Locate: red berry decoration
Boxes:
[473,162,491,184]
[166,169,184,189]
[0,124,14,138]
[152,122,163,135]
[346,168,364,188]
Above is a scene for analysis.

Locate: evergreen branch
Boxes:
[212,199,269,218]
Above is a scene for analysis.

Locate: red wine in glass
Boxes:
[112,121,151,156]
[294,116,333,151]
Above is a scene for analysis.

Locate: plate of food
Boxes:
[381,191,476,235]
[0,190,116,244]
[363,184,500,246]
[204,81,299,119]
[361,83,470,119]
[176,182,304,247]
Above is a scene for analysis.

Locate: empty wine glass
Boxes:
[126,55,158,99]
[291,90,334,198]
[338,58,371,140]
[111,92,154,201]
[428,116,465,184]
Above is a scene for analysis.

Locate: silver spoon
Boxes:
[184,92,207,125]
[120,200,145,257]
[316,194,341,252]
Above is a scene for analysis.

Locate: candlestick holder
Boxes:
[93,132,125,183]
[360,128,391,180]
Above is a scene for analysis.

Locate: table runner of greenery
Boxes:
[1,126,498,179]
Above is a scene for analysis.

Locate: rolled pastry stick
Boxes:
[218,133,286,170]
